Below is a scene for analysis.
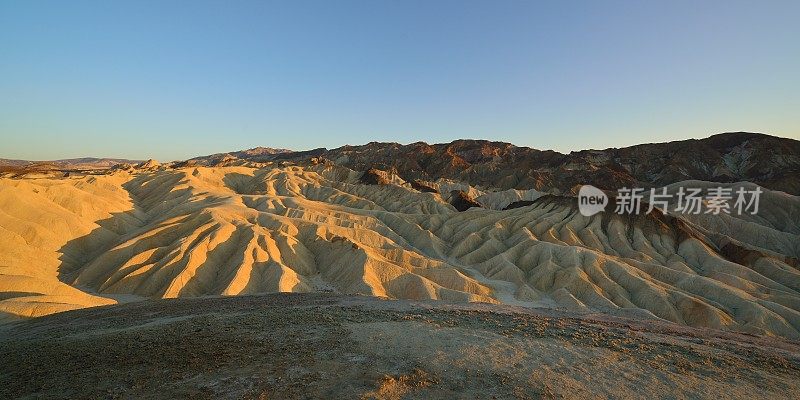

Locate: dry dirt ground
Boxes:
[1,293,799,399]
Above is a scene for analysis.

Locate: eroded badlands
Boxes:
[1,163,799,340]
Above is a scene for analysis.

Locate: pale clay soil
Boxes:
[1,293,799,399]
[2,167,800,341]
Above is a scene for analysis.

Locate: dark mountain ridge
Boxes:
[4,132,798,194]
[254,132,800,194]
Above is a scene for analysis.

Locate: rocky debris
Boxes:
[310,156,327,165]
[234,147,291,158]
[409,179,437,193]
[109,163,134,172]
[502,200,536,210]
[135,159,161,170]
[359,168,392,185]
[270,147,326,161]
[358,168,407,186]
[449,190,483,211]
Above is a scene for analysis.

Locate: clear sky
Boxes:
[1,0,798,161]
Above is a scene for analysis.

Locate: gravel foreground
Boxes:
[1,293,800,399]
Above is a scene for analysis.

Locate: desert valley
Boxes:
[1,132,799,398]
[4,0,800,397]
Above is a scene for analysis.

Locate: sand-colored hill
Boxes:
[1,162,798,340]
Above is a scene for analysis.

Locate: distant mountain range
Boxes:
[181,147,292,166]
[3,132,799,194]
[0,157,142,170]
[188,132,800,195]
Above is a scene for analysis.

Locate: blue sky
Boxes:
[1,0,798,161]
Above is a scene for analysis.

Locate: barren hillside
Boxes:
[1,139,799,339]
[2,294,799,399]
